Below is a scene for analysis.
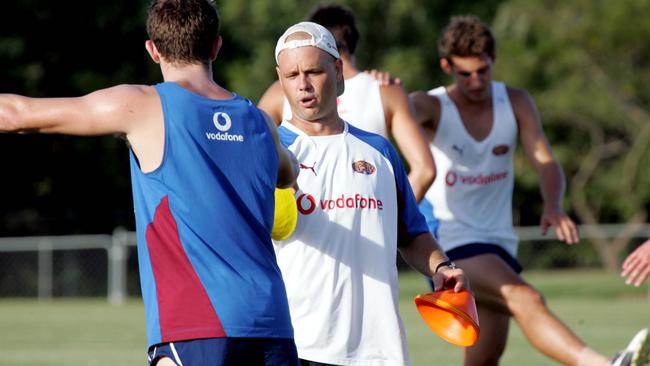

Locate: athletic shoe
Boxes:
[611,328,650,366]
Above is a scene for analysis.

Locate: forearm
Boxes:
[538,161,566,210]
[398,232,448,277]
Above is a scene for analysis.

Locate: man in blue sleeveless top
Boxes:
[0,1,300,365]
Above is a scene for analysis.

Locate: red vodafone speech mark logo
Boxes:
[445,171,457,186]
[297,194,316,215]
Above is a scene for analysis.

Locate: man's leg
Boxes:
[456,254,610,366]
[463,304,509,366]
[153,358,177,366]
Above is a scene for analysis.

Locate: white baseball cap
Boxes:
[275,21,340,65]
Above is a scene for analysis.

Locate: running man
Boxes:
[0,1,300,365]
[410,15,649,366]
[259,4,435,202]
[272,21,468,365]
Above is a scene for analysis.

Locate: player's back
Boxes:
[130,81,293,347]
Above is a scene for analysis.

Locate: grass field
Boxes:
[0,269,648,366]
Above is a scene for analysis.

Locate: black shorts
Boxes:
[447,243,523,273]
[426,243,522,291]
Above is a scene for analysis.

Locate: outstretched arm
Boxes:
[0,85,154,136]
[622,239,650,286]
[0,85,166,172]
[511,87,579,244]
[258,81,286,125]
[382,84,435,202]
[399,232,468,292]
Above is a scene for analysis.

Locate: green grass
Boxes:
[402,269,650,366]
[0,269,648,366]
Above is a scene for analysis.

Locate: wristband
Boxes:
[435,260,457,274]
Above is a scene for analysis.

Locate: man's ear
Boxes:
[145,40,161,64]
[210,36,223,61]
[335,58,345,97]
[440,58,452,75]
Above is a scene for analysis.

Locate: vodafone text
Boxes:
[445,171,508,186]
[298,193,383,215]
[205,132,244,142]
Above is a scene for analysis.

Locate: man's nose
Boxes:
[298,74,309,90]
[468,73,484,86]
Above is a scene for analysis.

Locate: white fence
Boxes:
[0,224,648,304]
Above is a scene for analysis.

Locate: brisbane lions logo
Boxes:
[492,144,510,156]
[351,160,376,175]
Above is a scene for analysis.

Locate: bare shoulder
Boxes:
[379,83,408,98]
[258,80,284,124]
[505,85,546,143]
[379,83,409,110]
[409,90,440,110]
[262,80,283,95]
[409,90,440,125]
[506,86,537,116]
[88,84,157,103]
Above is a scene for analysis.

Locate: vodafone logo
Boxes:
[445,171,457,186]
[297,194,317,214]
[206,112,244,142]
[213,112,232,131]
[445,170,508,187]
[297,193,383,215]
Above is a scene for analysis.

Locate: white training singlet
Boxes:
[422,81,519,257]
[282,72,388,137]
[275,121,429,366]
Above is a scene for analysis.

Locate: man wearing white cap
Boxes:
[272,21,469,366]
[260,4,436,204]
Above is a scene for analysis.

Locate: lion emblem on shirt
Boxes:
[351,160,376,175]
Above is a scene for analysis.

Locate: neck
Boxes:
[290,114,345,136]
[341,53,360,80]
[160,61,231,99]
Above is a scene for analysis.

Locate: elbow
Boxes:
[0,96,29,133]
[276,155,299,189]
[416,161,436,188]
[0,115,23,133]
[276,172,297,189]
[424,163,436,187]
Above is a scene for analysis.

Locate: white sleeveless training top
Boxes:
[422,81,519,257]
[282,72,388,137]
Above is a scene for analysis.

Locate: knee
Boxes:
[503,284,546,313]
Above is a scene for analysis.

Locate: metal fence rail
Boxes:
[0,224,648,304]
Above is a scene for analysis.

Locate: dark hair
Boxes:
[307,4,359,55]
[147,0,220,65]
[438,15,495,60]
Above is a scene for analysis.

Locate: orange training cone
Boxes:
[414,289,480,347]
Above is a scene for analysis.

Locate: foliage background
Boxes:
[1,0,649,268]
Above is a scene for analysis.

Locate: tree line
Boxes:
[1,0,648,269]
